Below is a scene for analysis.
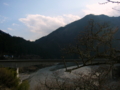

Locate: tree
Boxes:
[100,0,120,11]
[35,67,120,90]
[64,19,119,71]
[35,20,120,90]
[100,0,120,4]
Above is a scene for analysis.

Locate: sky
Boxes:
[0,0,120,41]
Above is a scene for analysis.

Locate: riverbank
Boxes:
[27,64,91,90]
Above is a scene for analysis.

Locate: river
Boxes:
[20,63,92,90]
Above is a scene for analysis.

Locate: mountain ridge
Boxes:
[0,14,120,59]
[34,14,120,58]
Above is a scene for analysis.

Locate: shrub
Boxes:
[18,80,29,90]
[0,67,19,90]
[0,67,29,90]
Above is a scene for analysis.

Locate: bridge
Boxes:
[0,59,108,67]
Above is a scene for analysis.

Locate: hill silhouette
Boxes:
[35,14,120,59]
[0,14,120,59]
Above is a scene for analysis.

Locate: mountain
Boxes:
[35,14,120,59]
[1,14,120,59]
[0,30,47,59]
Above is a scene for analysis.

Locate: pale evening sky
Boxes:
[0,0,120,41]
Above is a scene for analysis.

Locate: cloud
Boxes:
[83,2,120,16]
[3,3,9,6]
[8,28,13,31]
[0,15,7,23]
[12,23,19,26]
[19,14,80,37]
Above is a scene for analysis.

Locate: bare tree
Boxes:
[100,0,120,4]
[64,19,119,72]
[35,20,120,90]
[99,0,120,11]
[35,71,74,90]
[35,66,120,90]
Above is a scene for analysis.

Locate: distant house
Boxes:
[3,55,14,59]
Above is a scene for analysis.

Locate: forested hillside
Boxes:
[0,14,120,59]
